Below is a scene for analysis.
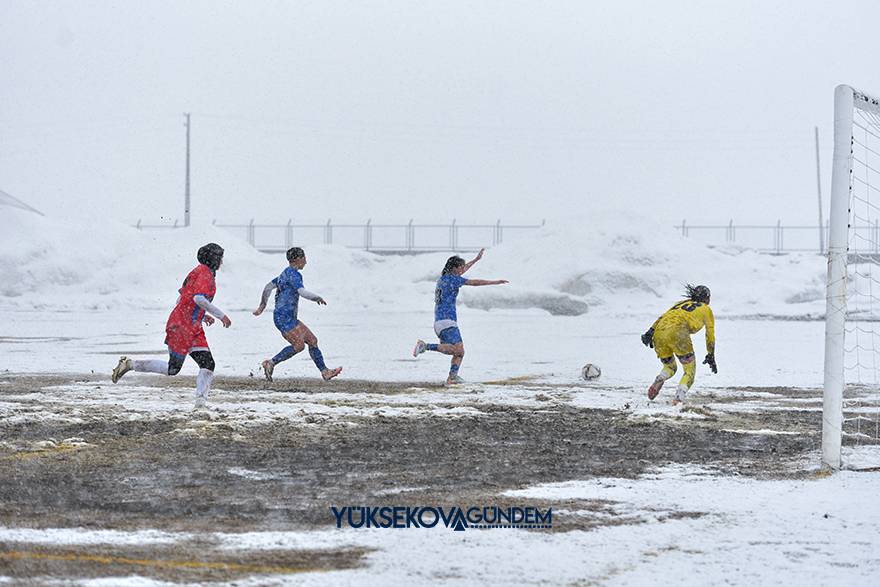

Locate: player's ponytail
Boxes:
[442,256,466,275]
[684,283,711,304]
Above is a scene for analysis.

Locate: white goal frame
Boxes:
[823,84,880,469]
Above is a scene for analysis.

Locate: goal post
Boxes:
[823,84,880,469]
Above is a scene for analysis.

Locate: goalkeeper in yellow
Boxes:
[641,284,716,405]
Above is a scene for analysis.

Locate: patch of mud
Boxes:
[0,374,835,583]
[0,543,369,583]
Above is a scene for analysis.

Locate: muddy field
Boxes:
[0,373,840,584]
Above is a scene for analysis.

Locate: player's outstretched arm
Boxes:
[253,281,277,315]
[298,287,326,305]
[461,248,485,274]
[194,295,232,328]
[465,279,508,286]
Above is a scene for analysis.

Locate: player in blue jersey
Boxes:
[253,247,342,382]
[412,249,508,384]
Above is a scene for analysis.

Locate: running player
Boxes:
[640,284,716,405]
[412,249,508,385]
[111,243,232,409]
[253,247,342,382]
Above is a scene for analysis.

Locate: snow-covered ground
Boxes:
[0,465,878,586]
[2,207,879,586]
[0,307,826,389]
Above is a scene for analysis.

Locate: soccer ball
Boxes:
[581,363,601,380]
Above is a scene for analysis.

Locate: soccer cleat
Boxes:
[413,339,427,357]
[647,376,665,400]
[261,359,275,382]
[322,366,343,381]
[446,375,465,386]
[112,356,132,383]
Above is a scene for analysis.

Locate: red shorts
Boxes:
[165,323,209,357]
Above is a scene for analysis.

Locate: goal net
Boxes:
[823,84,880,469]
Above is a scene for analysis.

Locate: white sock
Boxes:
[675,384,688,402]
[195,368,214,400]
[132,359,168,375]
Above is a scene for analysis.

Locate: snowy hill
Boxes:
[0,207,827,318]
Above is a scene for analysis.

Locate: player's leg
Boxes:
[420,327,463,356]
[297,322,342,381]
[262,314,304,381]
[427,343,460,355]
[671,332,696,405]
[188,328,214,407]
[648,356,676,400]
[165,353,186,376]
[447,343,465,384]
[413,340,459,356]
[113,355,182,382]
[647,328,676,400]
[190,350,216,408]
[435,327,465,384]
[673,353,696,405]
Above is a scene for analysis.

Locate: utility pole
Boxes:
[184,112,191,227]
[815,126,824,254]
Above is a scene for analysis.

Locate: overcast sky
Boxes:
[2,0,879,228]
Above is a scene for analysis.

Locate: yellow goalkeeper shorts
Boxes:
[653,326,694,358]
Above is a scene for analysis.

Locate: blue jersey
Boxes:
[273,267,305,319]
[434,274,468,322]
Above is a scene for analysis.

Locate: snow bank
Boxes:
[0,206,827,317]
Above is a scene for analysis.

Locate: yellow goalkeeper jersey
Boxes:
[653,300,715,353]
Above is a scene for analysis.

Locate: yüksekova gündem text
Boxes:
[331,505,552,531]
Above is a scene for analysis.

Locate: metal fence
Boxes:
[675,220,833,254]
[135,218,547,253]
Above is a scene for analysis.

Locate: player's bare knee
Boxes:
[678,353,695,364]
[454,345,465,358]
[293,341,306,353]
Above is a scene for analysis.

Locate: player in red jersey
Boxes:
[111,243,232,408]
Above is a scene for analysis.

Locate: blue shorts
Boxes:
[273,311,300,334]
[438,326,463,345]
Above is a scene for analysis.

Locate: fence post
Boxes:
[826,220,830,255]
[407,219,414,252]
[681,219,687,237]
[871,220,880,254]
[325,219,332,245]
[494,219,501,245]
[136,219,141,230]
[365,219,372,251]
[286,219,293,249]
[775,219,782,254]
[450,218,457,250]
[248,219,255,246]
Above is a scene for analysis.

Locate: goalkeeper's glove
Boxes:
[703,353,717,374]
[641,327,655,348]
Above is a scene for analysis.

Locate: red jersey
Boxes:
[166,264,217,329]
